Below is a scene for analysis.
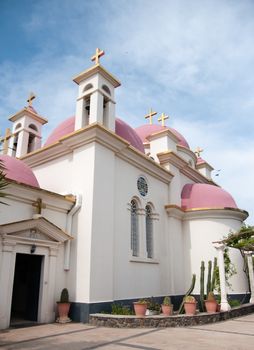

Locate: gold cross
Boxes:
[32,198,46,215]
[27,92,36,106]
[91,48,105,65]
[195,147,204,157]
[145,108,157,125]
[158,112,169,126]
[0,128,12,155]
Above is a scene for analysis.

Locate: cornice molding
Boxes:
[0,217,72,243]
[5,180,75,209]
[157,150,215,184]
[73,63,121,87]
[147,129,180,143]
[8,107,48,124]
[21,123,174,184]
[165,204,248,221]
[183,207,249,221]
[176,145,197,163]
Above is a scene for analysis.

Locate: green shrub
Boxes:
[147,297,160,311]
[229,299,241,307]
[111,303,134,315]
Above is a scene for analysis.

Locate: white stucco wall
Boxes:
[182,212,248,294]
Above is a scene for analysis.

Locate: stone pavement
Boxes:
[0,313,253,350]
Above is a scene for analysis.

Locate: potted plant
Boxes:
[183,295,197,315]
[161,296,173,316]
[146,297,161,315]
[205,292,217,313]
[133,299,148,317]
[56,288,71,323]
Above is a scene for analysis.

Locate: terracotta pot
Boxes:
[161,304,173,316]
[184,301,196,315]
[133,302,147,317]
[56,302,71,323]
[205,300,217,313]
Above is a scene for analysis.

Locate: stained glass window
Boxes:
[137,176,148,197]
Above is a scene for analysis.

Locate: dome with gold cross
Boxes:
[136,110,190,149]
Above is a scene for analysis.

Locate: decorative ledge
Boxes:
[89,303,254,328]
[129,257,159,264]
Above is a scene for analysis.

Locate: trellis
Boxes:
[213,226,254,310]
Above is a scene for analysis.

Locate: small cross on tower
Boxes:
[0,128,13,155]
[27,92,36,106]
[91,48,105,65]
[32,198,46,215]
[195,146,204,158]
[158,112,169,127]
[145,108,157,125]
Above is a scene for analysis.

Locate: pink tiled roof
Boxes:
[181,183,237,210]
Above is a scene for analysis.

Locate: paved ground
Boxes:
[0,314,253,350]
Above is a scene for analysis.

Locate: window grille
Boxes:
[146,205,153,258]
[131,200,139,256]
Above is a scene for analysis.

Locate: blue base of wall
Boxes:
[69,293,251,323]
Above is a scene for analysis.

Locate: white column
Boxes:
[34,136,42,150]
[7,135,14,156]
[16,130,29,157]
[0,241,16,329]
[214,243,231,311]
[245,251,254,303]
[40,247,58,323]
[75,98,85,130]
[89,91,104,125]
[104,100,116,132]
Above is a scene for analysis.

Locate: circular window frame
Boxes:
[137,176,148,197]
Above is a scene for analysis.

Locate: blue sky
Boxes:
[0,0,254,224]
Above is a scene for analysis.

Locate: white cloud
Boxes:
[0,0,254,223]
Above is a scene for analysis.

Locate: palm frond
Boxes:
[0,160,9,205]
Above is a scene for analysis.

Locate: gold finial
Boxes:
[91,48,105,65]
[195,147,204,157]
[145,108,157,125]
[32,198,46,215]
[0,128,12,155]
[158,112,169,127]
[27,92,36,106]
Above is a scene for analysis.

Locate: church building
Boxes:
[0,49,249,329]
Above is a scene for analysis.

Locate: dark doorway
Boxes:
[11,253,43,324]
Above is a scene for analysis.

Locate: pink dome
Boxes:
[44,116,75,146]
[115,119,144,153]
[135,124,190,148]
[44,117,145,153]
[0,155,40,188]
[181,183,237,210]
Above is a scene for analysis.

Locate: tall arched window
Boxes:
[131,199,139,257]
[145,204,153,258]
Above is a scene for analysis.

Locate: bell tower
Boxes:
[73,48,121,132]
[7,93,48,158]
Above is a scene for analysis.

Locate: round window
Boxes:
[137,176,148,197]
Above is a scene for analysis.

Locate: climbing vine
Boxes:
[213,248,237,292]
[220,225,254,291]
